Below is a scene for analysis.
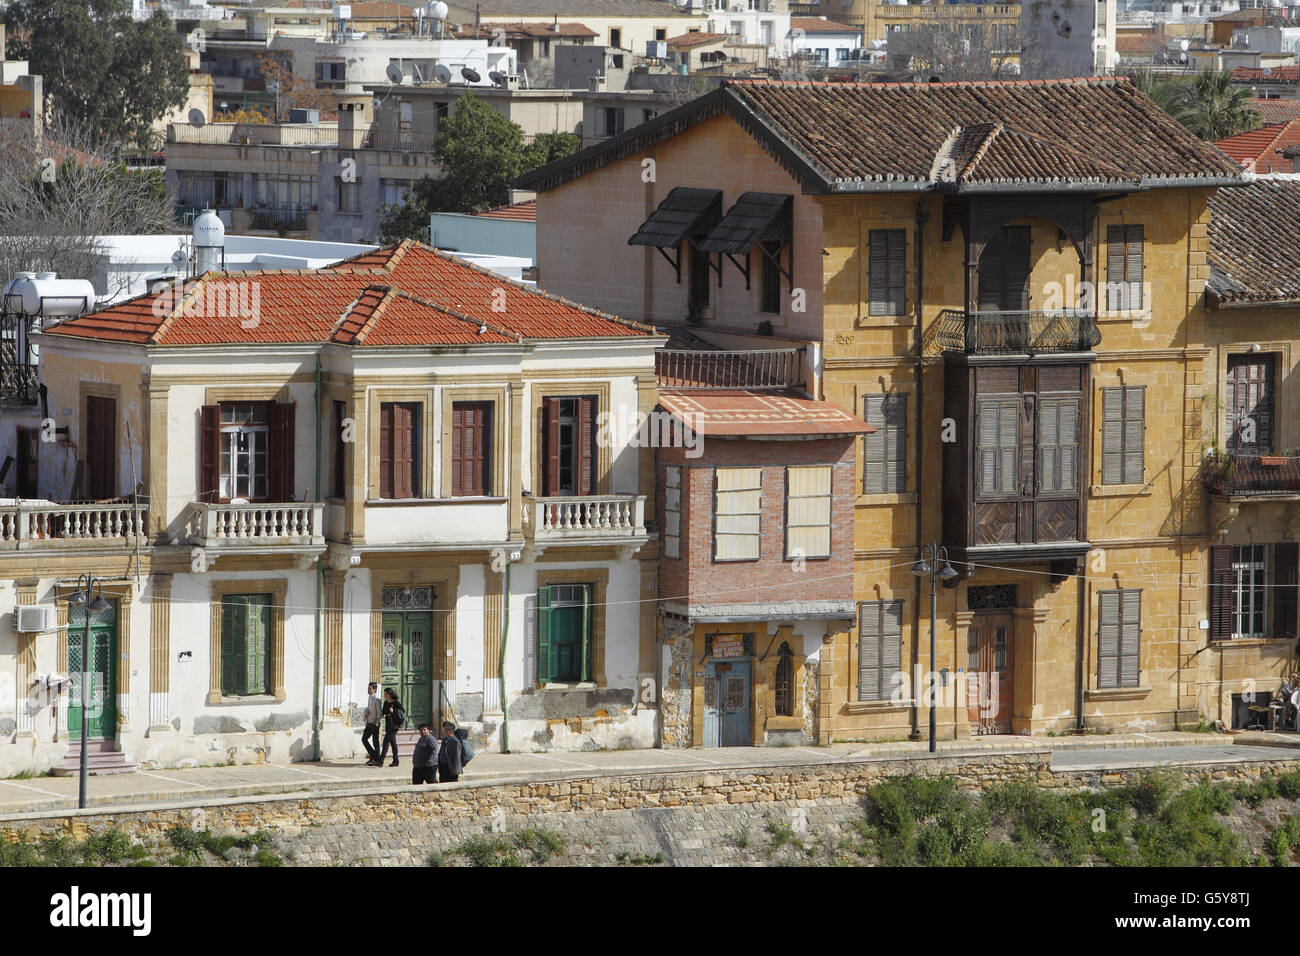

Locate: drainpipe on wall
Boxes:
[500,553,512,753]
[1076,570,1086,733]
[312,353,324,761]
[909,199,929,740]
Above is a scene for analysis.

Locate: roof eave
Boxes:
[1210,296,1300,310]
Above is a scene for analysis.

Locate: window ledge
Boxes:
[844,699,914,714]
[365,497,507,506]
[1089,484,1152,497]
[205,693,286,706]
[857,492,917,506]
[1085,686,1151,700]
[855,314,916,330]
[1212,637,1295,648]
[540,682,600,691]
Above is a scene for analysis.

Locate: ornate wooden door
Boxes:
[966,612,1012,735]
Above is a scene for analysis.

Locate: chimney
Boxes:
[338,98,368,149]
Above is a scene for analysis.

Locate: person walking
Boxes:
[437,720,462,784]
[411,724,436,785]
[362,681,382,766]
[378,688,404,767]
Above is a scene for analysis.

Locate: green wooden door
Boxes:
[545,584,591,684]
[381,611,432,728]
[68,601,117,741]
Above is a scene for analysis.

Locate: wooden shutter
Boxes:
[578,397,595,496]
[1107,225,1144,311]
[979,226,1030,312]
[1227,354,1275,456]
[200,404,220,502]
[858,602,881,701]
[248,596,270,695]
[536,586,551,684]
[1123,387,1144,483]
[1125,226,1144,310]
[977,397,1019,497]
[379,402,394,499]
[332,401,346,498]
[580,584,594,683]
[1209,544,1234,642]
[881,600,902,693]
[1276,542,1299,639]
[868,229,905,316]
[1106,226,1125,312]
[1004,226,1030,311]
[86,395,116,500]
[268,403,295,501]
[453,402,490,497]
[543,397,562,496]
[1120,589,1141,688]
[863,394,906,493]
[1101,388,1123,485]
[1037,398,1078,494]
[1098,590,1120,689]
[222,597,247,697]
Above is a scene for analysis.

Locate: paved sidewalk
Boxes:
[0,731,1289,818]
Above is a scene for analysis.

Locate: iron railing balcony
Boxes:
[1203,454,1300,498]
[935,309,1101,355]
[247,206,310,232]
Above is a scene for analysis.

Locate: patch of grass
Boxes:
[730,826,750,850]
[426,850,445,867]
[515,827,564,864]
[451,828,565,867]
[165,825,278,863]
[615,850,664,865]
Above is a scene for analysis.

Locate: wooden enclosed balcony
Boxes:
[184,501,326,558]
[934,309,1101,355]
[523,495,647,548]
[0,501,149,550]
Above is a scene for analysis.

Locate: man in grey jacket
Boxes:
[411,724,437,785]
[362,682,381,766]
[437,721,463,784]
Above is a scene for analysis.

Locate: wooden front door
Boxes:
[381,611,433,729]
[966,612,1012,735]
[68,600,118,741]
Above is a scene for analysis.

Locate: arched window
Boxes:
[774,642,794,717]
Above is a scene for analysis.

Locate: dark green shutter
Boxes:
[249,596,270,695]
[222,597,248,696]
[536,586,551,684]
[581,584,594,683]
[1098,591,1120,689]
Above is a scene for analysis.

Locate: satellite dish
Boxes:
[188,108,206,128]
[461,66,481,83]
[434,63,452,83]
[386,63,405,85]
[489,70,505,85]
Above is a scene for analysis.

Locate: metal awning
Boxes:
[628,187,723,249]
[697,192,792,255]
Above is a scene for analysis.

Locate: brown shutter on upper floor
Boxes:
[200,404,220,502]
[379,402,394,499]
[85,395,117,500]
[543,397,562,497]
[1209,544,1234,642]
[453,402,490,497]
[578,396,596,496]
[393,403,416,499]
[269,403,295,501]
[1275,542,1298,639]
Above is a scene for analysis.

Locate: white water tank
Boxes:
[3,272,36,310]
[19,276,96,316]
[193,208,226,274]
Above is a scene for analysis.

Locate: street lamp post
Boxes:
[65,574,109,809]
[912,542,958,753]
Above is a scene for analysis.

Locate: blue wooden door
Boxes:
[705,660,751,747]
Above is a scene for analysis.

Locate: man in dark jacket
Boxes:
[378,688,403,767]
[411,724,437,784]
[437,720,462,783]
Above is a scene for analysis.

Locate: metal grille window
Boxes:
[1106,224,1144,312]
[220,593,273,697]
[863,393,907,493]
[867,228,906,316]
[664,465,681,559]
[1233,545,1268,638]
[714,467,762,561]
[858,599,902,702]
[774,641,794,716]
[785,465,831,559]
[1101,386,1145,485]
[1098,589,1141,689]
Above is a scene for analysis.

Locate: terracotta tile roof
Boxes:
[517,77,1243,194]
[457,20,598,38]
[658,389,874,437]
[471,199,537,220]
[665,31,728,49]
[1207,178,1300,305]
[1115,34,1162,55]
[43,241,654,346]
[458,0,702,17]
[1232,66,1300,83]
[1214,120,1300,173]
[1254,99,1300,124]
[789,17,859,33]
[944,122,1136,187]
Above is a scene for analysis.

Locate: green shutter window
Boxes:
[864,394,907,494]
[581,584,594,684]
[220,594,272,697]
[221,596,245,696]
[1098,589,1141,689]
[536,586,551,685]
[868,228,906,316]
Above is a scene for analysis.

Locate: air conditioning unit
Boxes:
[16,605,56,633]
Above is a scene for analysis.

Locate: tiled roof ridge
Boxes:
[953,122,1003,181]
[725,75,1126,91]
[339,285,398,345]
[149,275,209,344]
[964,122,1136,184]
[379,286,525,342]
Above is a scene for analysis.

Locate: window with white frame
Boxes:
[220,403,270,500]
[1233,544,1268,638]
[714,467,761,561]
[785,465,831,559]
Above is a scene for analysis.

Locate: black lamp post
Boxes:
[65,574,109,809]
[912,543,958,753]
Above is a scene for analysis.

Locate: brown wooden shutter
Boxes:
[978,226,1030,312]
[200,404,220,502]
[1098,590,1120,689]
[1275,542,1298,639]
[1004,226,1030,311]
[1227,354,1275,456]
[379,402,394,499]
[1209,544,1234,642]
[578,396,595,496]
[543,397,562,496]
[332,400,346,498]
[86,395,117,500]
[451,403,464,496]
[453,402,490,497]
[269,403,295,501]
[393,403,414,499]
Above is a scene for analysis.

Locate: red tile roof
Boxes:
[665,31,728,49]
[658,389,873,437]
[789,17,859,33]
[471,199,537,221]
[1214,120,1300,173]
[456,21,598,38]
[1254,98,1300,124]
[43,241,653,346]
[1208,178,1300,305]
[518,77,1243,194]
[1232,65,1300,84]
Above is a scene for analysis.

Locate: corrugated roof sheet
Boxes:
[628,187,721,248]
[43,241,654,346]
[658,388,874,437]
[1207,177,1300,305]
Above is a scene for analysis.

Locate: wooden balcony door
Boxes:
[966,612,1012,735]
[85,395,116,500]
[1226,353,1275,456]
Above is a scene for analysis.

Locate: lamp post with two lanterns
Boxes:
[911,543,959,753]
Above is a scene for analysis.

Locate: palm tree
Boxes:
[1130,68,1193,125]
[1178,70,1261,140]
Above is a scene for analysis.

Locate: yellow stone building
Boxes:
[521,76,1295,745]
